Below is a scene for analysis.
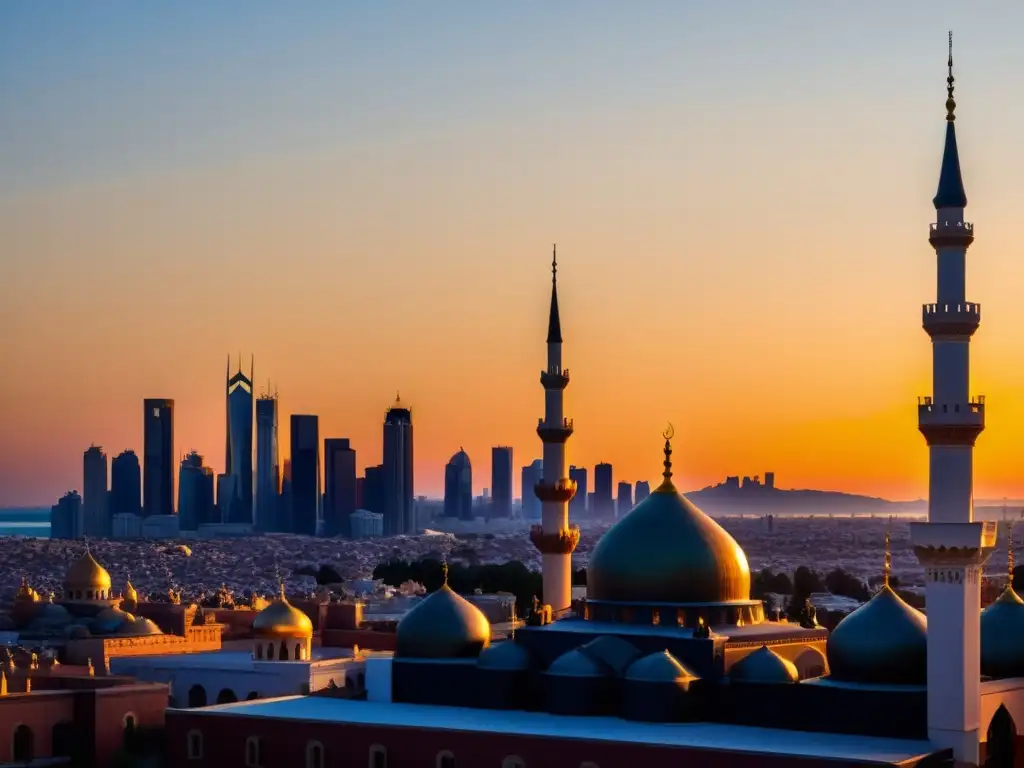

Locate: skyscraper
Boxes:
[143,399,174,517]
[110,450,141,520]
[635,480,651,505]
[383,396,414,536]
[363,464,386,518]
[178,451,215,531]
[224,355,254,524]
[255,393,280,532]
[617,481,633,518]
[594,462,613,520]
[569,465,588,519]
[82,445,108,537]
[491,446,513,519]
[444,449,473,520]
[50,490,83,539]
[520,460,543,520]
[290,415,320,536]
[279,459,293,532]
[324,438,357,537]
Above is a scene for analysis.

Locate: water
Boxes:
[0,508,50,538]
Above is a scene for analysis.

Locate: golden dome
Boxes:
[15,577,39,602]
[65,551,112,592]
[118,617,162,636]
[395,571,491,659]
[587,434,750,604]
[252,587,314,639]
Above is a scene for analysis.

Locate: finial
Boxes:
[395,390,401,405]
[552,244,557,283]
[659,423,675,487]
[441,560,449,585]
[946,31,956,122]
[1009,520,1015,583]
[883,516,892,588]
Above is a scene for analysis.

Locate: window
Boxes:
[503,758,526,768]
[188,685,207,708]
[306,740,324,768]
[369,744,387,768]
[123,713,137,749]
[216,688,237,704]
[294,643,302,660]
[255,644,263,660]
[246,691,260,701]
[13,725,34,762]
[52,722,75,757]
[187,730,203,760]
[436,751,455,768]
[246,736,262,767]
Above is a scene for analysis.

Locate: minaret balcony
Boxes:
[529,524,581,555]
[929,220,974,248]
[537,418,574,444]
[535,479,578,503]
[922,302,980,338]
[540,367,570,390]
[918,396,985,446]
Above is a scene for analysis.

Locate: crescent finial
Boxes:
[662,423,675,441]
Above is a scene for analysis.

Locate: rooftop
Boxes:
[193,696,936,763]
[110,647,357,671]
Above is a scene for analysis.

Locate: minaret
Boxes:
[910,34,996,766]
[529,246,580,613]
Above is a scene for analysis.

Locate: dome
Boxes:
[826,584,927,684]
[34,600,72,626]
[65,551,111,592]
[625,650,698,684]
[981,586,1024,678]
[118,617,162,636]
[587,442,750,604]
[448,449,471,470]
[478,640,532,671]
[252,589,314,639]
[546,648,608,678]
[729,646,799,684]
[395,580,491,659]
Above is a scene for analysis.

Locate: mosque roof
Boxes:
[65,550,112,591]
[395,568,491,659]
[252,587,314,639]
[625,650,698,684]
[729,646,799,684]
[477,640,531,671]
[981,586,1024,679]
[546,648,608,678]
[118,617,163,636]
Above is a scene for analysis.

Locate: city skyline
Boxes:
[7,4,1024,506]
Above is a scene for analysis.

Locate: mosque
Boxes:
[161,40,1024,767]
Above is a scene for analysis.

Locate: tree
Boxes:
[825,568,870,602]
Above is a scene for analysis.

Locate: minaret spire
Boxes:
[547,244,562,344]
[933,31,967,209]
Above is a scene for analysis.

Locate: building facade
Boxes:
[110,450,142,520]
[255,393,280,533]
[224,356,255,524]
[490,446,514,518]
[382,398,414,536]
[350,509,385,539]
[290,415,321,536]
[443,449,473,521]
[50,490,83,539]
[569,465,588,519]
[324,438,357,537]
[143,398,174,517]
[520,460,543,520]
[594,462,613,520]
[82,446,108,537]
[178,451,215,531]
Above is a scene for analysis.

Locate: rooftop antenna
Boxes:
[946,31,956,122]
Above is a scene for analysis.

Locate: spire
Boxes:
[546,244,562,344]
[883,517,892,588]
[655,424,676,492]
[1009,521,1016,583]
[441,560,449,586]
[933,32,967,209]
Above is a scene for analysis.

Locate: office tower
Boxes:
[279,459,293,532]
[383,396,414,536]
[350,509,385,539]
[82,445,108,537]
[290,415,320,536]
[324,438,357,537]
[569,465,588,519]
[764,471,776,490]
[362,465,386,517]
[51,491,83,539]
[490,447,513,519]
[444,449,473,521]
[110,450,142,520]
[594,462,613,519]
[178,451,215,531]
[255,393,280,532]
[617,481,633,518]
[224,356,254,524]
[635,480,651,505]
[520,460,543,520]
[143,399,174,517]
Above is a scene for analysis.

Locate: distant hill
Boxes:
[686,485,924,516]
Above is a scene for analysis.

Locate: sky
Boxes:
[4,2,1024,506]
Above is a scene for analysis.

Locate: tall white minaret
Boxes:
[910,34,996,766]
[529,246,580,613]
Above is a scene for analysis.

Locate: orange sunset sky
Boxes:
[4,3,1024,507]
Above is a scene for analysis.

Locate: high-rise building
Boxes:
[224,356,254,524]
[362,464,386,518]
[490,447,514,518]
[178,451,215,531]
[279,459,293,532]
[383,396,414,536]
[569,465,588,519]
[143,399,174,517]
[635,480,651,505]
[50,490,83,539]
[444,449,473,520]
[324,438,357,537]
[350,509,385,539]
[290,415,320,536]
[617,481,633,518]
[110,450,141,520]
[255,393,280,533]
[594,462,613,519]
[520,460,543,520]
[82,445,108,537]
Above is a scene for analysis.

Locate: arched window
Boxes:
[187,729,203,760]
[988,705,1017,768]
[188,684,207,708]
[13,725,34,762]
[216,688,238,704]
[278,641,288,661]
[267,642,274,659]
[369,743,387,768]
[52,721,75,757]
[306,740,324,768]
[123,713,137,749]
[245,736,262,767]
[255,644,263,660]
[294,643,302,660]
[503,758,526,768]
[436,751,455,768]
[246,691,260,700]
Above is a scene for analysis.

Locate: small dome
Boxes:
[730,646,799,684]
[118,617,162,636]
[395,582,491,659]
[34,601,72,626]
[826,584,927,684]
[981,586,1024,678]
[546,648,608,678]
[625,650,698,684]
[65,551,112,592]
[478,640,531,671]
[252,589,314,639]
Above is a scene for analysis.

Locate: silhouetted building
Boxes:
[350,509,384,539]
[178,451,215,531]
[490,446,513,518]
[635,480,651,505]
[255,393,280,532]
[279,459,293,532]
[521,459,543,520]
[362,465,385,518]
[110,450,141,520]
[224,356,254,524]
[569,465,588,519]
[290,415,320,535]
[594,462,613,519]
[765,471,776,490]
[324,438,357,537]
[383,396,414,536]
[617,481,633,518]
[444,449,473,520]
[82,445,108,537]
[50,490,82,539]
[143,398,174,517]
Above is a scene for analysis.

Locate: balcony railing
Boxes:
[537,418,574,430]
[929,221,974,236]
[922,302,980,318]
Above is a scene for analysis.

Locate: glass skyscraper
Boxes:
[143,399,174,517]
[383,396,414,536]
[491,446,513,518]
[255,393,280,532]
[324,438,357,537]
[290,414,320,536]
[110,450,141,519]
[224,356,254,524]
